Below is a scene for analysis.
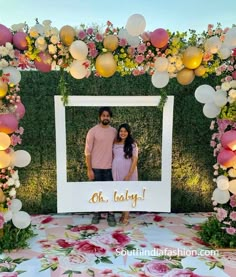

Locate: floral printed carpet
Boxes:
[0,212,235,277]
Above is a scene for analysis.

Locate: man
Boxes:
[85,107,117,226]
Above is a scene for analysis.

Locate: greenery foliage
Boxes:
[199,215,236,248]
[0,222,36,253]
[16,70,220,214]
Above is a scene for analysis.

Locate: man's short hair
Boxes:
[98,107,113,117]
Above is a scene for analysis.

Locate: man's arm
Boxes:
[85,154,94,180]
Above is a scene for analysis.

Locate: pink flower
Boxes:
[137,43,147,54]
[112,230,130,246]
[192,237,209,246]
[95,33,103,42]
[70,224,98,233]
[163,268,201,277]
[216,207,228,221]
[153,215,163,222]
[119,38,127,47]
[41,216,53,224]
[78,30,87,40]
[230,194,236,208]
[226,227,236,235]
[0,213,4,228]
[75,240,106,254]
[144,260,170,276]
[135,54,145,64]
[230,211,236,221]
[86,28,94,35]
[56,239,74,248]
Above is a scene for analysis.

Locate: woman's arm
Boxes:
[124,155,138,181]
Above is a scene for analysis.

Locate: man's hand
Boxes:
[87,169,95,180]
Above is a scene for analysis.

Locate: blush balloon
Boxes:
[0,24,13,46]
[150,28,169,48]
[13,32,28,50]
[34,52,52,73]
[217,148,236,168]
[0,113,18,134]
[221,130,236,151]
[14,102,26,120]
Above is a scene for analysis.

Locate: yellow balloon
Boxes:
[0,132,11,150]
[177,68,195,85]
[0,80,8,98]
[182,46,203,69]
[0,150,11,169]
[95,52,117,77]
[194,65,206,77]
[59,25,76,46]
[0,188,6,203]
[103,35,119,51]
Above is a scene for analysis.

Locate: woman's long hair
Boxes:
[116,123,135,159]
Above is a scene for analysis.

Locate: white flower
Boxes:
[228,88,236,103]
[221,81,231,91]
[11,23,25,32]
[29,27,40,38]
[0,59,9,69]
[48,44,57,55]
[230,80,236,88]
[9,188,16,197]
[0,46,9,56]
[228,168,236,177]
[5,42,13,50]
[7,178,15,186]
[51,27,59,36]
[14,180,20,188]
[43,20,52,26]
[50,35,59,44]
[12,170,19,180]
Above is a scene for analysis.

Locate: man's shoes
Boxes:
[91,213,101,224]
[107,213,117,227]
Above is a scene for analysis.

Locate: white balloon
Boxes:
[204,36,222,54]
[2,66,21,84]
[12,211,31,229]
[69,60,89,79]
[69,40,88,60]
[212,188,230,204]
[224,27,236,49]
[213,89,228,107]
[151,71,170,88]
[194,84,215,104]
[4,210,13,222]
[154,57,169,72]
[9,198,22,212]
[218,46,231,60]
[11,150,31,168]
[216,175,229,190]
[203,102,221,118]
[126,14,146,36]
[118,28,140,47]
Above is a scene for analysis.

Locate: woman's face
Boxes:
[119,127,129,140]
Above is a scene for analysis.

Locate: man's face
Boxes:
[100,111,111,126]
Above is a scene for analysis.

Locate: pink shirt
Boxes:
[85,124,117,169]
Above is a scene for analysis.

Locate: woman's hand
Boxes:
[124,174,131,181]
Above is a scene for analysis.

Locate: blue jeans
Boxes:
[93,168,113,181]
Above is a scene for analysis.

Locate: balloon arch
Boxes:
[0,14,236,245]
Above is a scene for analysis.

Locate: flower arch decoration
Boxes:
[0,14,236,247]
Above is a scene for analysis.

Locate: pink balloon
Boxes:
[34,52,52,73]
[15,102,26,120]
[150,28,169,48]
[0,24,13,46]
[217,148,236,168]
[0,113,18,134]
[13,32,28,50]
[221,130,236,151]
[232,71,236,80]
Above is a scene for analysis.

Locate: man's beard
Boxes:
[101,119,110,125]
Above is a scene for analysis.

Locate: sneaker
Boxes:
[107,213,117,227]
[91,213,101,224]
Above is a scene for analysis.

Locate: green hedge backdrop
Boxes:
[16,71,220,214]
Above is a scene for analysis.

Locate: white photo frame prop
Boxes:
[55,96,174,213]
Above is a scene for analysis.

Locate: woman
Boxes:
[112,123,138,225]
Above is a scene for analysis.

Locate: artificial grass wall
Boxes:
[16,71,219,213]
